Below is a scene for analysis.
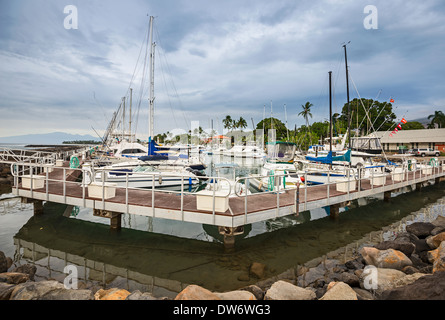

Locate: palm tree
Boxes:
[222,115,234,132]
[236,117,248,132]
[428,110,445,128]
[298,102,313,148]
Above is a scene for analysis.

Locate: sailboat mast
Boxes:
[343,43,351,149]
[148,16,156,143]
[329,71,333,153]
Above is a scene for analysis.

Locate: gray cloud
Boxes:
[0,0,444,139]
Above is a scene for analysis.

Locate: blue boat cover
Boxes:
[306,149,351,164]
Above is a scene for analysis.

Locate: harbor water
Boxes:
[1,151,445,298]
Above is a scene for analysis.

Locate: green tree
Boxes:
[428,110,445,128]
[222,115,234,132]
[255,117,288,142]
[236,117,248,131]
[402,121,425,130]
[341,98,396,134]
[298,102,314,148]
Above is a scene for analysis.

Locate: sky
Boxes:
[0,0,444,140]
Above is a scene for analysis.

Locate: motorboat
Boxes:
[249,141,304,191]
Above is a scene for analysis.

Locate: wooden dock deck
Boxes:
[9,160,445,235]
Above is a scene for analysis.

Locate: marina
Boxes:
[2,145,445,249]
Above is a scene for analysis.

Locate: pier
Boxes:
[2,149,445,248]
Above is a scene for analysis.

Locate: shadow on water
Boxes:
[13,182,445,294]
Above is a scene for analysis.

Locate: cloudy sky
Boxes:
[0,0,444,140]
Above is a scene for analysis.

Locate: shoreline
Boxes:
[1,196,444,300]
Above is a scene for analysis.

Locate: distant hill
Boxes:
[0,132,100,144]
[410,117,430,127]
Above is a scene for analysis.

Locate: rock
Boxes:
[264,280,316,300]
[406,222,435,239]
[0,272,30,284]
[175,285,221,300]
[352,288,375,300]
[393,273,426,288]
[0,252,7,273]
[360,247,412,270]
[338,272,360,287]
[237,273,250,282]
[11,264,37,281]
[0,283,15,300]
[413,238,431,253]
[431,226,445,236]
[427,241,445,273]
[94,288,131,300]
[359,267,406,296]
[345,257,365,270]
[431,215,445,229]
[250,262,266,279]
[125,290,158,300]
[401,265,419,275]
[380,271,445,300]
[374,240,415,257]
[10,280,94,300]
[319,281,358,300]
[240,285,264,300]
[426,232,445,249]
[297,264,325,287]
[215,290,256,300]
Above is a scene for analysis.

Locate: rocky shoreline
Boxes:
[1,215,444,300]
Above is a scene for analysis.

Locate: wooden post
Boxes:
[110,213,122,231]
[329,204,340,220]
[93,209,122,232]
[384,191,391,202]
[22,198,44,215]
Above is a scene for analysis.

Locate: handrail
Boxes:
[7,157,445,220]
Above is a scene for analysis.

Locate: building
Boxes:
[373,128,445,153]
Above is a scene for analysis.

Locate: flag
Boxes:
[394,128,398,132]
[390,99,395,103]
[401,118,407,124]
[397,123,402,129]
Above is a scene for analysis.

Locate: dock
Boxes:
[3,150,445,248]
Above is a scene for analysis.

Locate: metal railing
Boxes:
[7,158,445,226]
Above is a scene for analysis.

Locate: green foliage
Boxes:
[341,98,396,134]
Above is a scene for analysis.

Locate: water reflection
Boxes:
[9,182,445,295]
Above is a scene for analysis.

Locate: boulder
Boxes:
[374,240,415,257]
[319,281,358,300]
[393,273,426,288]
[250,262,266,279]
[10,280,94,300]
[94,288,131,300]
[215,290,256,300]
[125,290,158,300]
[427,241,445,273]
[0,251,7,273]
[406,222,435,238]
[265,280,316,300]
[426,232,445,249]
[338,272,360,287]
[360,247,412,270]
[431,215,445,229]
[240,285,264,300]
[352,288,375,300]
[175,285,221,300]
[380,271,445,300]
[0,272,30,284]
[359,267,406,296]
[0,283,15,300]
[11,264,37,281]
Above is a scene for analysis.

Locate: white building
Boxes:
[374,128,445,153]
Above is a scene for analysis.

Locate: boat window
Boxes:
[121,149,146,154]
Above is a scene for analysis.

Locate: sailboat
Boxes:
[89,16,205,188]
